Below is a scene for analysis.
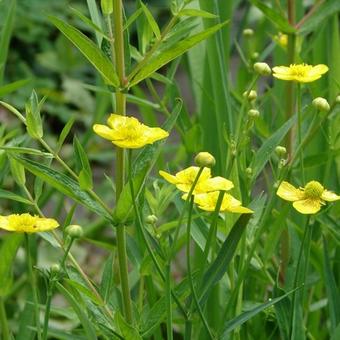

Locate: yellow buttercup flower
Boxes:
[192,191,253,214]
[159,166,234,194]
[0,213,59,233]
[93,114,169,149]
[272,63,328,83]
[277,180,340,214]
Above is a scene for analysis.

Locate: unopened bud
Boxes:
[275,146,287,157]
[245,167,252,176]
[101,0,113,15]
[146,215,158,225]
[243,28,254,37]
[50,263,61,275]
[251,52,259,60]
[248,109,259,118]
[312,97,330,112]
[335,95,340,104]
[254,62,271,76]
[194,152,216,168]
[243,90,257,101]
[65,224,84,239]
[278,159,286,169]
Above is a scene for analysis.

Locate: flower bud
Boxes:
[254,62,271,76]
[243,28,254,37]
[146,215,158,225]
[101,0,113,15]
[65,224,84,239]
[275,146,287,157]
[50,263,61,275]
[312,97,330,112]
[194,152,216,168]
[243,90,257,101]
[278,159,286,169]
[251,52,259,60]
[335,95,340,104]
[245,167,252,177]
[248,109,259,118]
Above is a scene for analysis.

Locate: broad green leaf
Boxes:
[199,214,251,304]
[130,22,228,86]
[250,114,297,181]
[56,283,97,340]
[220,289,297,337]
[49,16,119,87]
[140,2,161,39]
[0,188,33,205]
[0,78,30,97]
[178,8,217,18]
[13,156,112,221]
[250,0,296,34]
[298,1,340,34]
[322,236,340,332]
[0,234,23,296]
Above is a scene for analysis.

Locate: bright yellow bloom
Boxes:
[277,180,340,214]
[93,114,169,149]
[272,63,328,83]
[192,191,253,214]
[159,166,234,194]
[0,213,59,233]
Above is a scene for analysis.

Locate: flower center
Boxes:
[8,213,38,231]
[304,181,324,199]
[289,63,312,77]
[122,121,143,141]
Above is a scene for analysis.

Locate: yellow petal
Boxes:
[221,194,253,214]
[159,170,179,184]
[111,138,148,149]
[227,205,254,214]
[93,124,115,140]
[293,199,321,214]
[321,190,340,202]
[35,218,59,232]
[0,216,13,231]
[272,73,295,81]
[107,114,139,129]
[200,176,234,192]
[272,66,291,74]
[309,64,329,76]
[296,75,322,83]
[277,181,304,201]
[143,126,169,144]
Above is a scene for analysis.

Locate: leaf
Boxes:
[0,146,53,158]
[13,156,113,221]
[0,234,23,296]
[100,255,114,303]
[25,90,43,139]
[322,236,340,332]
[56,283,97,340]
[115,312,142,340]
[0,78,31,97]
[220,289,297,337]
[140,2,161,40]
[140,298,167,337]
[298,1,340,35]
[178,8,217,18]
[250,0,296,33]
[130,22,228,86]
[250,114,296,181]
[124,7,143,31]
[57,116,76,151]
[0,188,33,205]
[49,16,119,87]
[199,214,251,305]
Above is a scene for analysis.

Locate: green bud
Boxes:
[253,62,271,76]
[248,109,259,118]
[146,215,158,225]
[194,152,216,168]
[243,28,254,37]
[101,0,113,15]
[312,97,330,112]
[335,95,340,104]
[243,90,257,101]
[65,224,84,239]
[275,146,287,157]
[251,52,259,60]
[50,263,61,275]
[245,167,252,176]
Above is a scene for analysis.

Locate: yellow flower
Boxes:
[93,114,169,149]
[192,191,253,214]
[274,33,288,48]
[159,166,234,194]
[0,213,59,233]
[272,63,328,83]
[277,180,340,214]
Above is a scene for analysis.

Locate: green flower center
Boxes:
[304,181,324,199]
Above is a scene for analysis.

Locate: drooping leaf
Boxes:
[0,188,33,205]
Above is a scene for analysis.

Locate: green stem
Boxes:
[0,298,10,340]
[296,83,305,183]
[186,196,215,340]
[165,264,173,340]
[25,233,42,340]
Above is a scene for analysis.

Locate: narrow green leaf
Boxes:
[0,146,53,158]
[57,116,76,152]
[0,234,23,296]
[25,90,43,139]
[115,312,142,340]
[178,8,217,18]
[13,156,112,221]
[0,100,26,124]
[130,22,228,86]
[140,2,161,40]
[64,279,103,306]
[250,114,296,181]
[0,79,30,97]
[124,7,143,31]
[250,0,296,33]
[49,16,119,87]
[0,188,33,205]
[100,255,114,303]
[8,155,26,186]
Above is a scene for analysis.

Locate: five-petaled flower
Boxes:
[159,166,234,194]
[0,213,59,233]
[188,191,253,214]
[272,63,328,83]
[277,180,340,214]
[93,114,169,149]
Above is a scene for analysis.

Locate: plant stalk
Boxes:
[0,298,10,340]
